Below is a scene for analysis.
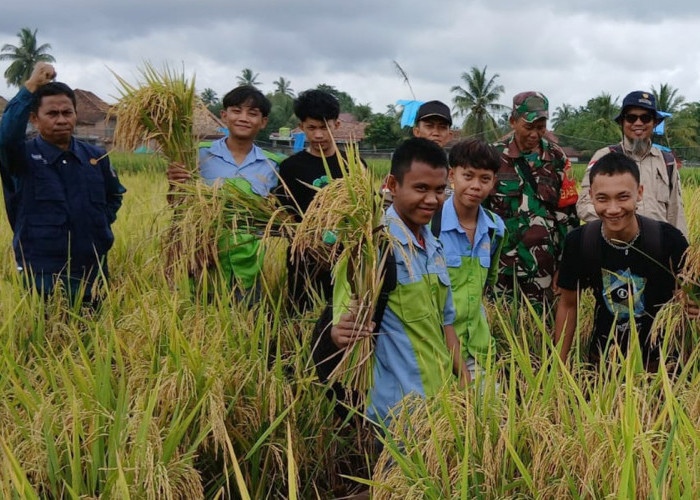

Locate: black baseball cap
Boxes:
[415,100,452,126]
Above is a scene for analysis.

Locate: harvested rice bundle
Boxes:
[651,243,700,360]
[110,63,199,174]
[111,63,292,282]
[163,178,295,282]
[291,141,392,396]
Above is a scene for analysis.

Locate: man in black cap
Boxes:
[412,100,454,147]
[577,91,687,236]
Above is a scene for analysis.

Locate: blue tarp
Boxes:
[396,100,425,128]
[293,132,306,152]
[654,111,672,135]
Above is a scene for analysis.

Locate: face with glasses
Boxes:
[621,106,658,142]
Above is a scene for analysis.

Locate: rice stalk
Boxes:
[290,139,390,398]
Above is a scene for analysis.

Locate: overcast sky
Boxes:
[2,1,700,122]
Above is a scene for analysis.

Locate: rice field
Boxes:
[0,156,699,498]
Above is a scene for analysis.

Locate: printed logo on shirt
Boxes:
[602,268,646,319]
[31,153,46,164]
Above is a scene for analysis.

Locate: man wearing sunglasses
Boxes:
[577,91,687,237]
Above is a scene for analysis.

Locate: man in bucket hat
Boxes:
[577,91,687,236]
[484,91,579,308]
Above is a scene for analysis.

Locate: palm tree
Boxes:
[236,68,261,87]
[451,65,506,140]
[0,28,56,87]
[551,104,575,130]
[273,76,294,97]
[652,83,684,114]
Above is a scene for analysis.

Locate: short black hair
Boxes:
[391,138,448,184]
[294,89,340,122]
[448,138,501,173]
[222,86,271,117]
[589,151,640,185]
[31,82,76,114]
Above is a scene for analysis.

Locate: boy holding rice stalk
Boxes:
[0,62,126,305]
[329,138,469,425]
[165,85,279,294]
[437,139,506,377]
[554,152,688,370]
[277,89,359,309]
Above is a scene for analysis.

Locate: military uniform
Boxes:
[486,134,578,304]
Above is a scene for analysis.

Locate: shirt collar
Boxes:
[441,197,496,235]
[210,138,265,165]
[385,205,437,254]
[504,134,552,161]
[35,135,76,165]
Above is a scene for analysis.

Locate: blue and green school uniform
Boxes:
[333,205,457,424]
[197,139,279,289]
[438,197,505,363]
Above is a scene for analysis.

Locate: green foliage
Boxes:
[553,93,621,156]
[0,27,55,87]
[365,113,403,150]
[451,65,506,141]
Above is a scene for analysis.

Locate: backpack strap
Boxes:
[581,219,603,287]
[430,205,443,238]
[660,150,675,194]
[637,215,663,264]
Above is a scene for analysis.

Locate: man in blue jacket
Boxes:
[0,62,126,304]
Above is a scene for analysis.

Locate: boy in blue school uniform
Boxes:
[330,138,469,425]
[0,63,126,305]
[167,86,278,292]
[439,139,505,375]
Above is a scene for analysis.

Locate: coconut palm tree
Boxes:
[551,103,575,130]
[652,83,685,114]
[273,76,294,97]
[236,68,261,87]
[451,65,506,140]
[0,28,56,87]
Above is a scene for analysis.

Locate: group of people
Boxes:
[0,63,693,427]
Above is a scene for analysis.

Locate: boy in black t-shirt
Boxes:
[277,90,361,309]
[554,152,688,369]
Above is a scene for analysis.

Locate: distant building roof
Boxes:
[74,89,111,125]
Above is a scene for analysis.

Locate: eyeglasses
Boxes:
[623,113,655,124]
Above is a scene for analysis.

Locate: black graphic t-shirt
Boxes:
[558,220,687,362]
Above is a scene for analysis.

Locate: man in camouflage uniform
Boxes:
[485,91,579,306]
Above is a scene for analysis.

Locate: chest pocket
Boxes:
[654,165,670,205]
[393,258,450,323]
[495,172,521,197]
[33,167,66,202]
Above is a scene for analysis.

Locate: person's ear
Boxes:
[387,174,398,195]
[412,126,420,138]
[448,168,454,184]
[637,184,644,203]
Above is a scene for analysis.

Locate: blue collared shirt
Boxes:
[198,138,278,196]
[439,197,504,267]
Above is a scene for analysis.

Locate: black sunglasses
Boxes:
[623,113,655,124]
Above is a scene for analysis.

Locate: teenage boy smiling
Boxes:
[555,152,688,369]
[438,139,505,372]
[330,138,469,424]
